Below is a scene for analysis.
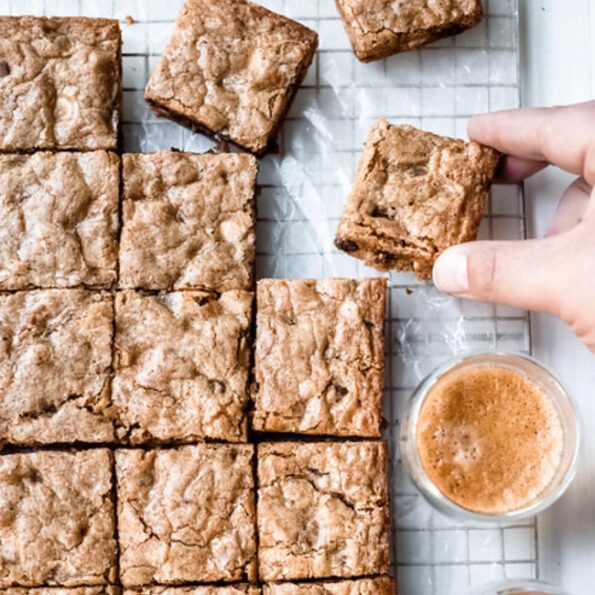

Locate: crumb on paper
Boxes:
[125,15,135,25]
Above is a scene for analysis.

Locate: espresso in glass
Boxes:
[417,365,563,514]
[400,353,579,522]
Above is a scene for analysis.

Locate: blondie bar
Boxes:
[145,0,318,154]
[0,449,116,586]
[0,17,120,151]
[253,278,386,437]
[116,445,256,586]
[257,441,391,581]
[336,0,483,62]
[0,290,114,446]
[0,152,119,289]
[124,587,259,595]
[120,152,256,292]
[335,120,500,280]
[114,290,252,443]
[263,577,396,595]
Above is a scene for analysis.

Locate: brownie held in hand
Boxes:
[335,119,500,280]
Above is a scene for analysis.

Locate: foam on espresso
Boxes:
[417,365,564,514]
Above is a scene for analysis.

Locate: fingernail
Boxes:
[433,250,469,294]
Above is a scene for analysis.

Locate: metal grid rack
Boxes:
[2,0,533,592]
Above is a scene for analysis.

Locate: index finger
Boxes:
[469,101,595,185]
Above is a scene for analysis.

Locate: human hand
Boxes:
[432,101,595,352]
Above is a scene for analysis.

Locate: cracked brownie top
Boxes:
[116,445,257,586]
[0,289,114,446]
[113,290,252,444]
[263,577,396,595]
[335,0,483,62]
[253,278,386,437]
[0,151,119,290]
[125,587,259,595]
[2,589,118,595]
[0,449,116,587]
[257,441,391,581]
[120,152,256,292]
[0,17,120,151]
[144,0,318,154]
[335,119,500,280]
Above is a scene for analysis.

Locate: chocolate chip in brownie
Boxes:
[335,238,359,252]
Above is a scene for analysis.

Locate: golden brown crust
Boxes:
[335,0,483,62]
[263,577,396,595]
[115,445,257,586]
[0,152,119,289]
[257,441,391,581]
[0,17,121,151]
[253,278,386,437]
[1,589,119,595]
[124,587,259,595]
[144,0,318,154]
[120,152,256,292]
[113,290,253,444]
[0,290,114,446]
[335,119,500,280]
[0,449,117,587]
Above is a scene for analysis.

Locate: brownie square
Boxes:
[144,0,318,155]
[116,445,257,586]
[124,587,259,595]
[263,578,396,595]
[0,152,119,290]
[114,290,252,444]
[0,449,116,587]
[252,278,386,437]
[335,0,484,62]
[335,120,500,280]
[120,152,256,292]
[0,17,120,152]
[257,441,391,581]
[2,590,118,595]
[0,289,114,446]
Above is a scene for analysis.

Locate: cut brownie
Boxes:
[114,290,252,444]
[0,290,114,446]
[0,152,119,289]
[252,278,386,437]
[116,445,257,586]
[335,119,501,280]
[0,17,121,151]
[2,590,118,595]
[257,441,391,581]
[335,0,484,62]
[144,0,318,155]
[124,587,259,595]
[120,152,256,292]
[0,449,116,587]
[263,578,396,595]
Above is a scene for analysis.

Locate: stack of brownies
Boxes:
[0,9,395,595]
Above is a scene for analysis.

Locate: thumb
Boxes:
[432,236,567,314]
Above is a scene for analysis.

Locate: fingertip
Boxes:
[467,113,489,142]
[432,247,470,294]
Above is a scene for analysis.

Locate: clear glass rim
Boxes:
[399,351,581,524]
[468,578,570,595]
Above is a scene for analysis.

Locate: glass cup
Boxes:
[468,579,570,595]
[399,352,580,523]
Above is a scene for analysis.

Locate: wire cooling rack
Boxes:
[3,0,533,592]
